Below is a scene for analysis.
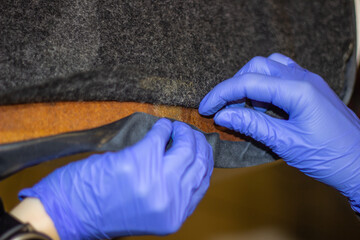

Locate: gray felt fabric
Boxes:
[0,0,356,107]
[0,112,275,179]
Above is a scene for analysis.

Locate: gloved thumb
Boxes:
[214,107,285,149]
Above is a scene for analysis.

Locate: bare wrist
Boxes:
[10,198,60,240]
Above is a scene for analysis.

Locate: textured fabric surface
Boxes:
[0,0,355,107]
[0,112,275,179]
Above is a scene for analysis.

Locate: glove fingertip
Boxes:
[172,120,189,130]
[154,118,172,129]
[214,110,235,130]
[150,118,173,136]
[198,94,212,115]
[172,121,194,139]
[268,53,299,68]
[193,129,207,141]
[199,91,225,116]
[139,118,173,149]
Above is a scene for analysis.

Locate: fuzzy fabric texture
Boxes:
[0,0,355,107]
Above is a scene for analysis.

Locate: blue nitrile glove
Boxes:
[19,119,213,239]
[199,53,360,212]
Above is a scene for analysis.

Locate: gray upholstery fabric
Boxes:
[0,0,355,107]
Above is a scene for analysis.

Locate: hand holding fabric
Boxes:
[199,53,360,212]
[19,119,213,239]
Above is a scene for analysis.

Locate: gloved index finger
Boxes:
[233,56,306,79]
[164,121,197,174]
[198,73,300,116]
[268,53,302,68]
[182,131,213,217]
[135,118,173,152]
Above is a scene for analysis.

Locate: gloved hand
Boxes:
[199,53,360,212]
[19,119,213,239]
